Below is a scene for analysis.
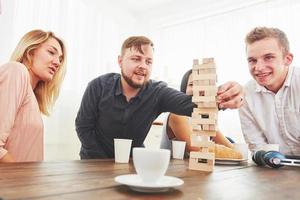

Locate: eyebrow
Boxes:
[129,55,152,60]
[264,53,275,56]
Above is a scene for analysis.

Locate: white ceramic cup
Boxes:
[172,140,186,160]
[133,148,170,184]
[114,138,132,163]
[233,143,249,159]
[261,144,279,152]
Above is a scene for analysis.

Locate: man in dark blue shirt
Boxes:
[75,36,244,159]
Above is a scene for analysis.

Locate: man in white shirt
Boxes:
[239,27,300,156]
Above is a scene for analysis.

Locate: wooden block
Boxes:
[199,68,216,74]
[209,124,217,131]
[202,124,210,131]
[190,134,199,147]
[192,96,216,102]
[201,147,210,153]
[193,85,217,92]
[190,140,215,148]
[191,124,201,131]
[192,109,217,119]
[192,111,217,120]
[191,116,217,124]
[192,130,217,137]
[190,134,210,147]
[189,158,214,172]
[192,124,217,132]
[193,80,210,86]
[209,79,216,85]
[193,73,217,81]
[200,135,210,141]
[193,108,218,113]
[199,63,216,69]
[192,69,200,77]
[190,151,215,160]
[191,117,216,125]
[197,124,218,131]
[195,102,218,108]
[193,59,199,65]
[202,58,214,64]
[189,151,215,172]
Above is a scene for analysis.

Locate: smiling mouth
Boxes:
[255,72,271,78]
[134,71,146,77]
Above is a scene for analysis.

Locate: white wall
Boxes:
[144,0,300,142]
[0,0,139,160]
[1,0,300,160]
[0,0,15,62]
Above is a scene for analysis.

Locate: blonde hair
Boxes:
[245,27,290,55]
[10,29,67,116]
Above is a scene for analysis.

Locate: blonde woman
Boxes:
[0,30,66,162]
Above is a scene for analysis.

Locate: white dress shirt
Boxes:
[239,66,300,155]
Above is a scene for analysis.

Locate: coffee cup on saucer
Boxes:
[133,148,170,184]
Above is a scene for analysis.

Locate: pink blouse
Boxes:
[0,62,43,162]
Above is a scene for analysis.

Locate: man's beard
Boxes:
[121,69,147,89]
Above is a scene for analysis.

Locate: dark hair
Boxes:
[180,69,192,93]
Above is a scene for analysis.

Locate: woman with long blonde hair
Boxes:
[0,29,67,162]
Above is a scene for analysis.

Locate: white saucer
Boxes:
[115,174,184,193]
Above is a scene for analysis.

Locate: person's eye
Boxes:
[48,50,55,55]
[247,59,256,65]
[131,57,139,61]
[146,60,152,65]
[265,55,274,61]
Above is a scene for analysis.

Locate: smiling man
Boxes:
[239,27,300,156]
[75,36,244,159]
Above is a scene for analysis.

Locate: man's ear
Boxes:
[285,53,293,66]
[118,55,122,67]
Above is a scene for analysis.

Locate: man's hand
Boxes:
[217,81,244,109]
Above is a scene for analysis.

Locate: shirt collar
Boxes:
[255,66,294,93]
[114,75,123,96]
[284,65,294,87]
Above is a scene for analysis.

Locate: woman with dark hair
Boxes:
[160,69,241,158]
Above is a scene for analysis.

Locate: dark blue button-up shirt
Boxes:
[75,73,195,159]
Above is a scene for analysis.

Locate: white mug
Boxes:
[133,148,170,184]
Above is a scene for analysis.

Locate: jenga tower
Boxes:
[189,58,218,172]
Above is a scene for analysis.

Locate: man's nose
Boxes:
[138,60,148,69]
[254,59,265,71]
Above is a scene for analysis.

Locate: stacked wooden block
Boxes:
[189,58,218,172]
